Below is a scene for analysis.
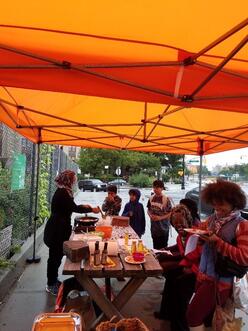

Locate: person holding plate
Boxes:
[187,180,248,331]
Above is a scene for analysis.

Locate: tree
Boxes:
[156,153,183,181]
[77,148,161,179]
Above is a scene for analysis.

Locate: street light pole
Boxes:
[181,154,185,190]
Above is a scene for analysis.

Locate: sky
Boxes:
[186,147,248,170]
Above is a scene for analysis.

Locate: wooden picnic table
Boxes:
[63,225,163,329]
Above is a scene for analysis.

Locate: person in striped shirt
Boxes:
[187,180,248,331]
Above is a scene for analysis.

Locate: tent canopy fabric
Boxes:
[0,1,248,155]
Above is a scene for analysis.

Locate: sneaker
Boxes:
[46,285,58,296]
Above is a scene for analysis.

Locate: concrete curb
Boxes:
[0,223,45,301]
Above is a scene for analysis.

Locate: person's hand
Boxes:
[92,206,100,213]
[107,195,115,202]
[83,204,91,209]
[151,215,159,221]
[199,233,218,242]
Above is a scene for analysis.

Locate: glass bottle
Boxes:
[94,241,101,266]
[124,232,129,246]
[131,241,137,254]
[137,240,144,253]
[101,242,108,265]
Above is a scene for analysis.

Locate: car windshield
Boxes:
[93,179,103,183]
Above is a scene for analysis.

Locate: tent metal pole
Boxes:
[26,142,41,263]
[181,154,185,190]
[198,154,203,217]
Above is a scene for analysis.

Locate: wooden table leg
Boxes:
[105,277,111,300]
[92,277,146,328]
[75,271,123,321]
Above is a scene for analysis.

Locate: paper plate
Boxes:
[184,228,210,235]
[124,256,145,265]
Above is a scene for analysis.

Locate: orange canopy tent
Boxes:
[0,1,247,155]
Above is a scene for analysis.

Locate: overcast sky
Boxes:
[186,147,248,170]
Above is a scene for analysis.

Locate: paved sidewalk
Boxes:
[0,243,169,331]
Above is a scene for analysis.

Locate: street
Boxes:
[73,182,196,248]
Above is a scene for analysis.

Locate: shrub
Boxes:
[162,173,170,183]
[129,173,154,188]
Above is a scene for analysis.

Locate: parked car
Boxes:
[78,179,107,192]
[185,186,213,215]
[185,186,248,219]
[108,179,127,186]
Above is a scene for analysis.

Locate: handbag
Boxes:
[233,273,248,314]
[212,297,243,331]
[215,253,248,278]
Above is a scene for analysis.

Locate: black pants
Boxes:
[152,233,169,249]
[170,272,196,331]
[47,242,64,286]
[159,267,183,318]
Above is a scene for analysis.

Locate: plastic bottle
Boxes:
[94,241,101,266]
[101,242,108,265]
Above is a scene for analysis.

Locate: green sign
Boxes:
[11,153,26,191]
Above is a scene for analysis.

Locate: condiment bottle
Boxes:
[131,241,137,254]
[124,232,129,246]
[94,241,101,266]
[137,240,144,253]
[101,242,108,265]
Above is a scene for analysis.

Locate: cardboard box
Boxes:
[111,216,130,227]
[63,241,89,262]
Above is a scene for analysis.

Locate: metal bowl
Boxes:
[74,216,99,227]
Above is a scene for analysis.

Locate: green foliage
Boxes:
[9,244,21,255]
[129,173,154,188]
[0,166,30,239]
[0,258,14,269]
[78,148,161,179]
[38,145,54,223]
[162,173,170,183]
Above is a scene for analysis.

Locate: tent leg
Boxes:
[26,143,41,264]
[181,154,185,190]
[198,154,203,217]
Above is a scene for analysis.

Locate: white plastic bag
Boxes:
[233,273,248,314]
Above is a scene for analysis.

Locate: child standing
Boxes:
[102,185,122,216]
[122,189,146,238]
[147,180,172,249]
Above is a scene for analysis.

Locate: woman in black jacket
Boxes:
[44,170,99,295]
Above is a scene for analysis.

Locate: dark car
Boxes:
[108,179,127,186]
[78,179,107,192]
[185,187,213,216]
[185,186,248,219]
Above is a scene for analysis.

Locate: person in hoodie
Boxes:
[122,188,146,237]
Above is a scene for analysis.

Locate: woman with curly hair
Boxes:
[187,180,248,331]
[44,170,100,295]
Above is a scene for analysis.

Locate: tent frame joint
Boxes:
[17,105,24,110]
[61,61,71,69]
[181,95,194,102]
[183,56,195,66]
